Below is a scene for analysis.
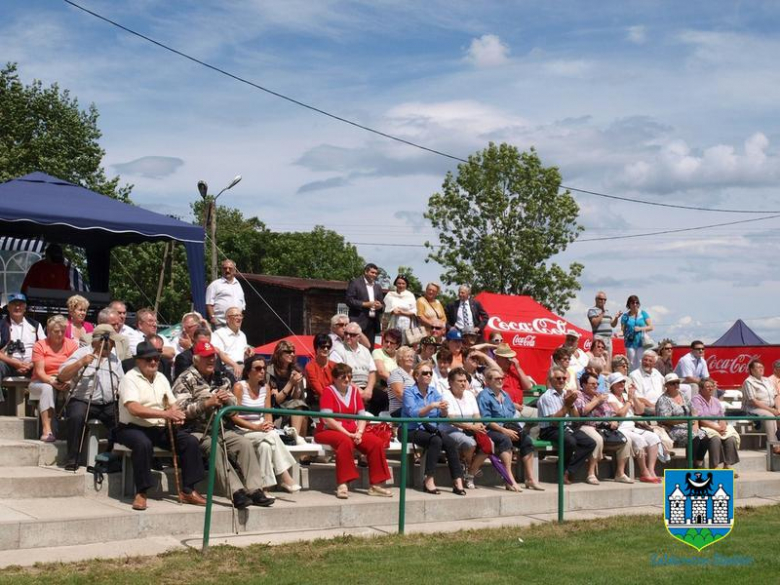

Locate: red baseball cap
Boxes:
[193,341,217,357]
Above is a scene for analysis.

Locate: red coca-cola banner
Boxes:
[477,292,625,384]
[671,345,780,388]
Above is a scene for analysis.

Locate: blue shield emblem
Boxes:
[664,469,734,551]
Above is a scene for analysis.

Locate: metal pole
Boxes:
[209,199,217,282]
[686,419,694,468]
[201,406,223,552]
[557,420,565,523]
[398,422,408,535]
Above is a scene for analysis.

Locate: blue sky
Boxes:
[5,1,780,342]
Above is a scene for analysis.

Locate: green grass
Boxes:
[2,504,779,584]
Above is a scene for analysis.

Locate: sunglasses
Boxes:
[553,376,567,381]
[432,326,445,331]
[419,371,433,376]
[252,365,266,372]
[345,332,359,338]
[491,376,505,382]
[141,356,160,363]
[318,345,333,350]
[338,374,353,380]
[282,349,295,355]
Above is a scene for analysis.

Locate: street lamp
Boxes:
[197,175,242,281]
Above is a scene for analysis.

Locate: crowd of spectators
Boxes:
[1,262,778,510]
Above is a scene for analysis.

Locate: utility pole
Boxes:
[197,176,241,282]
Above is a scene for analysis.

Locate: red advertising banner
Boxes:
[476,293,627,384]
[671,345,780,388]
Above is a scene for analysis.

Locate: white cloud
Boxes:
[626,25,646,45]
[542,59,593,78]
[649,304,670,316]
[464,34,511,68]
[616,133,780,193]
[113,156,184,179]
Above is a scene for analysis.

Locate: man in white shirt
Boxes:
[211,306,250,378]
[674,340,709,400]
[133,308,175,359]
[563,331,589,374]
[629,350,665,414]
[115,341,206,510]
[205,259,246,327]
[0,293,45,379]
[110,300,140,343]
[174,312,208,356]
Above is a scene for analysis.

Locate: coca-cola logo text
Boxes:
[511,335,536,347]
[706,353,760,375]
[489,316,577,337]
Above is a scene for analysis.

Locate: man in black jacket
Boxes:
[345,263,384,345]
[445,285,489,335]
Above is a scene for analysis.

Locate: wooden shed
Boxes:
[238,274,347,347]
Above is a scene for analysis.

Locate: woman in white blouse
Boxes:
[383,275,417,335]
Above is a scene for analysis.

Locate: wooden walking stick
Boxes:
[162,395,183,504]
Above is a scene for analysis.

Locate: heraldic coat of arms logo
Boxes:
[664,469,734,551]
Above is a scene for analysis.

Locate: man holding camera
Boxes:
[172,341,274,510]
[58,324,123,471]
[0,293,45,381]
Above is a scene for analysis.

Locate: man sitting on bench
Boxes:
[116,341,206,511]
[58,324,122,471]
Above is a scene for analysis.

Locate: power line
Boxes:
[349,213,780,248]
[63,0,780,217]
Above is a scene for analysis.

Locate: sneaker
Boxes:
[464,474,476,490]
[250,490,275,507]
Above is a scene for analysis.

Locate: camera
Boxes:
[97,331,111,342]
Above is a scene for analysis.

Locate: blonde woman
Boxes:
[416,283,446,334]
[65,294,94,342]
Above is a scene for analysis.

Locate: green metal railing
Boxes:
[200,407,778,552]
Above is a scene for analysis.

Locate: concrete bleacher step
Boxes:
[0,467,86,498]
[1,469,779,552]
[0,417,36,441]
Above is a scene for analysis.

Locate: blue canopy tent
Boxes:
[711,319,768,346]
[0,172,206,313]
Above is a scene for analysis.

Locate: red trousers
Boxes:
[315,429,391,486]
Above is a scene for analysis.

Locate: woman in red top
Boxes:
[29,315,78,441]
[314,362,392,499]
[303,333,335,411]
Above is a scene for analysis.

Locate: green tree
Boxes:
[191,200,270,274]
[262,225,365,280]
[424,142,584,314]
[0,62,131,201]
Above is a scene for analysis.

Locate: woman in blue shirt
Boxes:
[402,361,466,495]
[620,295,653,371]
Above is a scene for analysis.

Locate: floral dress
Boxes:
[655,393,706,443]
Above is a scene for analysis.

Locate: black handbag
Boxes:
[598,427,627,445]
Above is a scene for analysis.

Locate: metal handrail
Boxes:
[201,406,779,552]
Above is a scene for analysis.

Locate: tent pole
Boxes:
[154,241,172,313]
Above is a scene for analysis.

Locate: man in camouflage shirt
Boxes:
[173,341,274,509]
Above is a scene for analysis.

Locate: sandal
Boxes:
[585,475,600,486]
[505,483,523,492]
[524,481,545,491]
[615,475,634,484]
[40,433,56,443]
[452,486,467,496]
[423,486,441,495]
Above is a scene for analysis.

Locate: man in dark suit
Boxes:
[345,263,385,345]
[445,285,489,334]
